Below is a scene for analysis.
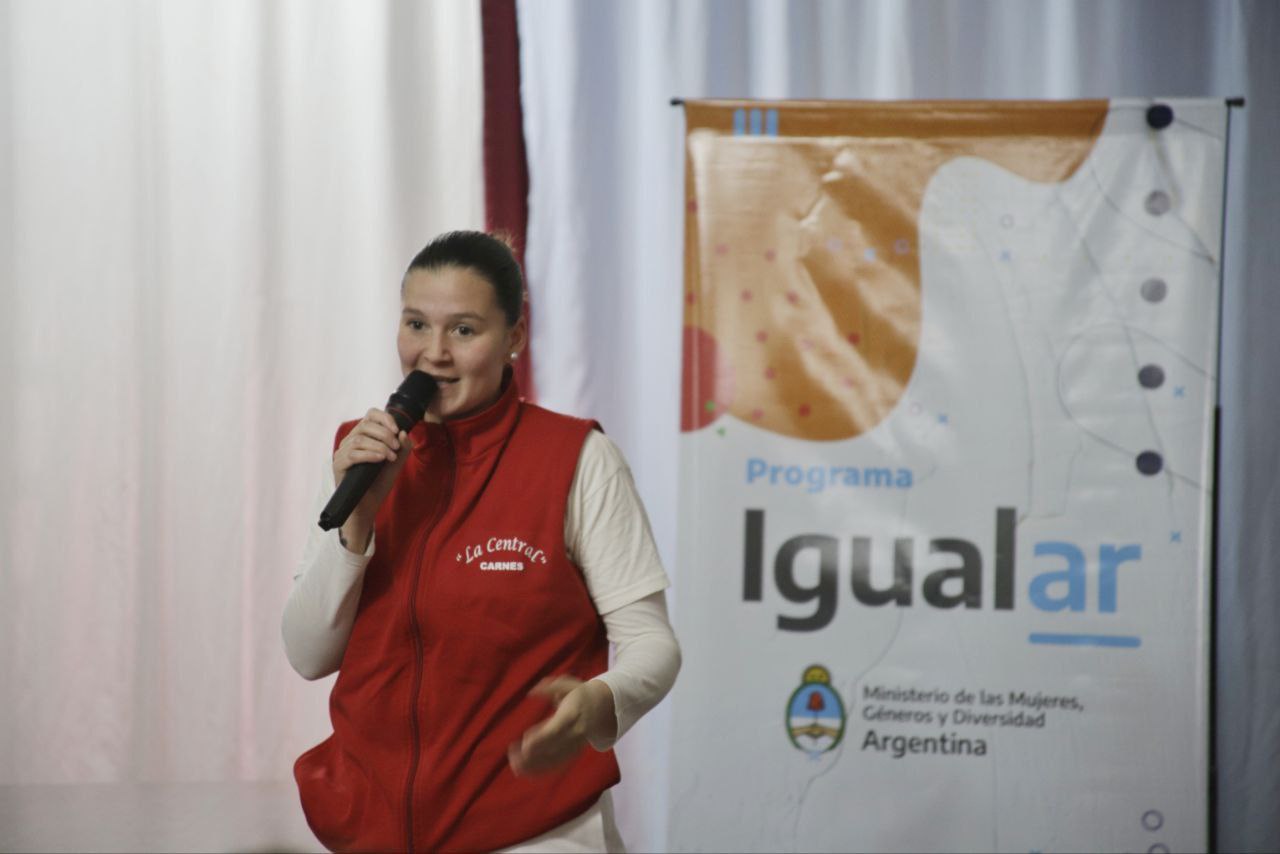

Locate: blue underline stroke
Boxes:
[1028,633,1142,648]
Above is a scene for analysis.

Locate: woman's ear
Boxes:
[507,315,528,361]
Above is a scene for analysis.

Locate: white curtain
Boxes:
[0,0,483,798]
[517,1,1279,851]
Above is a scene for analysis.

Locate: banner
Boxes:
[671,99,1226,853]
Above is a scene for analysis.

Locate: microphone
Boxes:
[318,370,438,531]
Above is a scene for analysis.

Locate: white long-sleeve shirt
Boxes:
[283,429,681,747]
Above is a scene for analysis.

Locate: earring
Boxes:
[510,352,519,361]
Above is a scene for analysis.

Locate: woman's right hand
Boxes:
[332,407,414,553]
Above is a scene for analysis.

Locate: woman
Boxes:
[283,231,681,853]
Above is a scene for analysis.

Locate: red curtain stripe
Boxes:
[481,0,535,400]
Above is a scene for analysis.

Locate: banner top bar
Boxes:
[672,96,1245,107]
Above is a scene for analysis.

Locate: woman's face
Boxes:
[398,265,525,422]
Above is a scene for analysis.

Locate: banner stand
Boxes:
[1208,93,1245,853]
[669,96,1240,853]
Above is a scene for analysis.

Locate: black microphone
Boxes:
[318,370,438,531]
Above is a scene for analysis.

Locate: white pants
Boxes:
[497,789,624,853]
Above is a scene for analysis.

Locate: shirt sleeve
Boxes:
[589,591,682,750]
[564,430,679,747]
[564,429,671,615]
[281,461,376,680]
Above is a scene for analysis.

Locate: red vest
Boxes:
[294,379,620,852]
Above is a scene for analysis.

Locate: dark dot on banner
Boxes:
[1145,190,1172,216]
[1146,104,1174,130]
[1136,451,1163,476]
[1142,810,1165,832]
[1138,365,1165,389]
[1141,278,1168,303]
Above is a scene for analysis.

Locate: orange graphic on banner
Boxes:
[681,100,1108,441]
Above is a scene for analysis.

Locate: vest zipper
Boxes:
[403,451,455,853]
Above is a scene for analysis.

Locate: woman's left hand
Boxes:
[508,676,616,776]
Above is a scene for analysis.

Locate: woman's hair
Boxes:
[405,231,525,326]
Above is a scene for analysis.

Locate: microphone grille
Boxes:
[389,370,438,423]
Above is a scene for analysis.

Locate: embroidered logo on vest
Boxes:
[456,535,550,572]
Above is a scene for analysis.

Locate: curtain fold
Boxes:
[516,1,1279,851]
[0,0,484,785]
[481,0,536,397]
